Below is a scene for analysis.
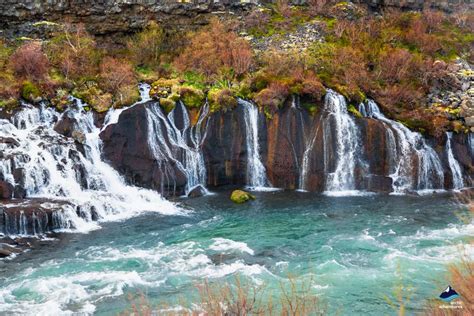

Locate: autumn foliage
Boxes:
[46,24,99,81]
[10,41,49,81]
[174,19,253,79]
[99,57,136,95]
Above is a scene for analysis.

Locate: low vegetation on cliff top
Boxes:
[0,2,472,136]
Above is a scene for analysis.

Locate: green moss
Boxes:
[136,66,159,83]
[72,83,112,113]
[21,81,41,102]
[183,72,207,90]
[149,78,180,99]
[234,82,252,100]
[50,89,69,111]
[0,98,20,110]
[178,86,205,108]
[230,189,255,204]
[33,21,60,27]
[347,104,362,118]
[159,98,176,114]
[115,85,140,108]
[301,102,318,115]
[208,88,237,113]
[263,106,273,120]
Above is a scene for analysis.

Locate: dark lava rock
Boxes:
[0,181,14,199]
[100,102,187,197]
[187,185,207,198]
[54,113,78,138]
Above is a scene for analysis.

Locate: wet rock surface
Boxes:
[100,96,473,194]
[100,101,188,196]
[0,198,75,235]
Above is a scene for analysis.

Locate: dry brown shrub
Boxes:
[99,57,136,96]
[174,19,253,79]
[10,41,49,81]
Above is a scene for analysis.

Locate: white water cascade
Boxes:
[295,96,321,192]
[445,132,464,189]
[0,100,179,236]
[359,100,445,193]
[322,90,363,195]
[102,83,151,130]
[145,100,209,195]
[468,133,474,157]
[239,99,271,190]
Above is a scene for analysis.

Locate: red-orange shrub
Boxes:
[10,41,49,81]
[174,19,253,79]
[254,82,289,111]
[99,57,136,95]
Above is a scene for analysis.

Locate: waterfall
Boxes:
[0,98,179,237]
[468,133,474,157]
[322,90,362,195]
[360,100,445,193]
[145,100,209,195]
[295,96,321,192]
[239,99,270,190]
[445,132,464,189]
[102,83,151,130]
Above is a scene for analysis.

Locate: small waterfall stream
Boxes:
[102,83,151,130]
[360,100,445,193]
[322,90,362,194]
[239,99,271,190]
[145,100,209,195]
[296,96,321,192]
[0,98,179,236]
[445,132,464,189]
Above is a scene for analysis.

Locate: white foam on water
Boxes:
[209,238,255,255]
[322,190,376,197]
[0,270,149,315]
[245,186,281,192]
[0,96,182,236]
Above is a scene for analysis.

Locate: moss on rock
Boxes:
[72,82,112,113]
[230,190,256,204]
[178,85,205,108]
[208,88,237,113]
[21,81,42,103]
[159,97,176,113]
[149,78,180,100]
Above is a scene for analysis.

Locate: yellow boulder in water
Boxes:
[230,190,256,204]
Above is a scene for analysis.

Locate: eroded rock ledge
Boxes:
[1,0,471,38]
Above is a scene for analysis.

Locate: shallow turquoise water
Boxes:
[0,191,472,315]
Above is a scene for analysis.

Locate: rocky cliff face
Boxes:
[99,97,473,196]
[0,0,256,38]
[1,0,470,38]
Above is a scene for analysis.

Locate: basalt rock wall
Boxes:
[99,99,473,195]
[1,0,471,39]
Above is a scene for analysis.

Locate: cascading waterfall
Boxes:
[468,133,474,157]
[145,100,209,195]
[294,96,320,191]
[360,100,445,193]
[102,83,151,129]
[239,99,270,189]
[445,132,464,189]
[322,90,362,194]
[0,98,179,236]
